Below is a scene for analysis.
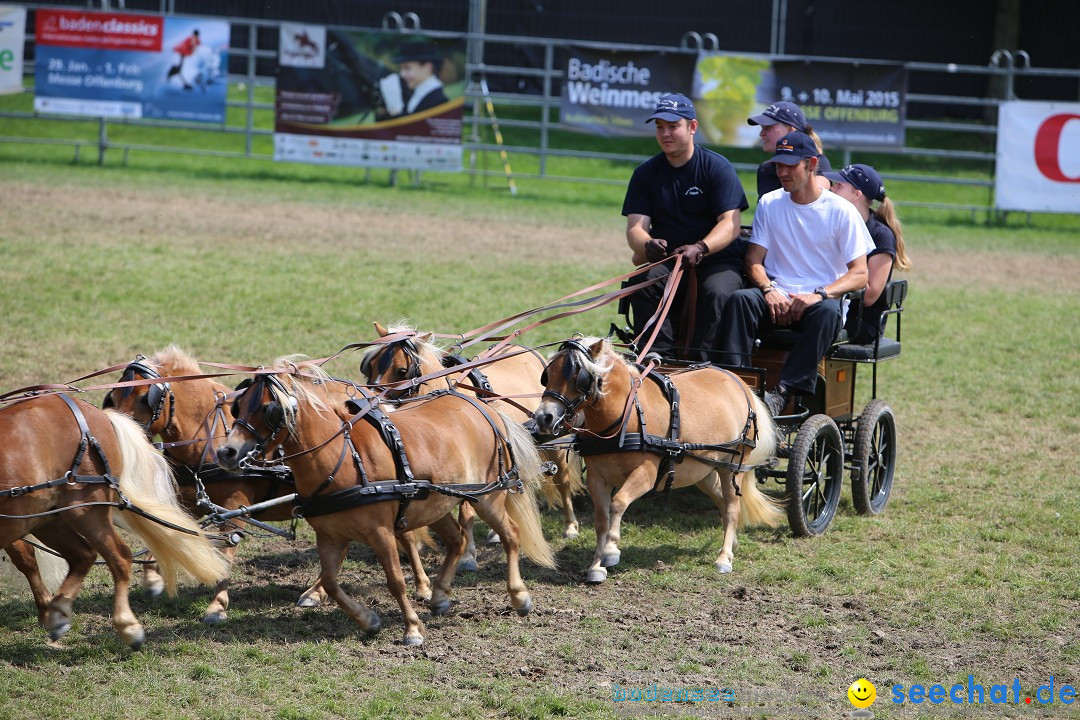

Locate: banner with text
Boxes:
[996,101,1080,213]
[560,47,697,137]
[694,54,906,148]
[274,26,465,171]
[33,10,228,122]
[0,5,26,95]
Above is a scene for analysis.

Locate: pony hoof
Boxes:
[142,585,164,601]
[363,613,382,634]
[401,635,424,647]
[600,552,621,568]
[429,598,452,616]
[125,629,146,650]
[296,595,321,608]
[202,611,228,626]
[585,568,608,584]
[49,622,71,642]
[715,561,733,574]
[515,597,533,617]
[564,526,580,540]
[458,557,478,572]
[486,530,502,545]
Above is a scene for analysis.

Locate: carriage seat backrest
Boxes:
[828,279,907,363]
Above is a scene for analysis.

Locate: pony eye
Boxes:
[395,367,409,378]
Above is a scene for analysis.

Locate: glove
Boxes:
[674,240,708,266]
[379,73,405,116]
[644,238,669,263]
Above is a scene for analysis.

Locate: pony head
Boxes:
[360,321,437,398]
[533,337,616,435]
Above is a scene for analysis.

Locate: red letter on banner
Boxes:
[1034,114,1080,182]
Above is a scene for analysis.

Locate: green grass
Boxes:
[0,142,1079,720]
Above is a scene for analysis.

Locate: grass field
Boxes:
[0,142,1078,720]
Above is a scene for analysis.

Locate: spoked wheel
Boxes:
[786,414,844,537]
[851,399,897,516]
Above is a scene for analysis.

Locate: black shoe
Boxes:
[763,385,789,417]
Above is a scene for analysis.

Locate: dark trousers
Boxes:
[629,261,744,362]
[717,289,843,394]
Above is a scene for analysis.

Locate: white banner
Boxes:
[0,5,26,95]
[996,101,1080,213]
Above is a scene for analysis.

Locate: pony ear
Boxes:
[373,321,389,337]
[417,332,433,345]
[588,338,607,359]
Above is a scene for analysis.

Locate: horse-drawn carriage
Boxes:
[610,276,909,538]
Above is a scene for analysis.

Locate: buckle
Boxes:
[8,485,26,497]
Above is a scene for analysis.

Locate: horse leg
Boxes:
[201,541,238,624]
[71,513,147,648]
[586,465,655,584]
[553,455,580,539]
[313,534,381,634]
[426,512,468,616]
[5,541,52,626]
[399,530,432,601]
[368,526,425,646]
[457,502,480,572]
[695,470,741,573]
[585,468,613,584]
[141,558,166,600]
[473,495,531,616]
[30,525,97,642]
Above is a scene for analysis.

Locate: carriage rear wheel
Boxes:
[851,399,897,516]
[786,414,844,537]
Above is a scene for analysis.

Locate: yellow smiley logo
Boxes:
[848,678,876,709]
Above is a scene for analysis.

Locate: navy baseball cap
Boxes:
[646,93,696,123]
[747,101,808,133]
[824,163,886,201]
[766,131,818,165]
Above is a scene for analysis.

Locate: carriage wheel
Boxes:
[786,414,844,537]
[851,399,897,516]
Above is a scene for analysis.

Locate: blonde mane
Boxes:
[550,337,620,398]
[359,322,444,378]
[265,355,334,433]
[148,344,201,376]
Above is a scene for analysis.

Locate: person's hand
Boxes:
[644,238,669,263]
[766,288,793,326]
[673,240,708,267]
[379,74,405,116]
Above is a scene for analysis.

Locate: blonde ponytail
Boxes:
[873,198,910,271]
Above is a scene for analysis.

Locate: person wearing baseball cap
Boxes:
[824,163,911,343]
[623,93,750,362]
[747,101,832,199]
[716,131,875,418]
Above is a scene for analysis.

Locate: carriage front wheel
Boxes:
[851,399,897,516]
[786,414,844,537]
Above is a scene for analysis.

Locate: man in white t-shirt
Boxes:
[717,131,875,417]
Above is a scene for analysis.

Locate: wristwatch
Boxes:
[814,287,829,301]
[761,280,778,295]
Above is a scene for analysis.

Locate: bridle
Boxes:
[362,338,423,398]
[539,339,603,431]
[103,356,174,434]
[229,374,298,464]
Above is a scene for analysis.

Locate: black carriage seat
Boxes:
[828,279,907,363]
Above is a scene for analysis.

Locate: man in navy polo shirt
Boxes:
[623,93,749,362]
[717,131,874,417]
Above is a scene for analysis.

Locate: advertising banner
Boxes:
[0,5,26,95]
[560,47,697,137]
[274,27,464,171]
[996,101,1080,213]
[694,55,906,148]
[33,10,228,122]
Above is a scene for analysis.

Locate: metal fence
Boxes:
[4,9,1079,218]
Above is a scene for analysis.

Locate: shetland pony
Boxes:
[216,359,555,646]
[0,394,227,647]
[534,337,783,582]
[103,346,432,623]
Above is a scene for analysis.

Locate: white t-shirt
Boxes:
[751,187,875,295]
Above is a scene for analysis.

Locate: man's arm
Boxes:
[672,208,742,266]
[788,255,868,322]
[745,241,795,325]
[627,213,667,265]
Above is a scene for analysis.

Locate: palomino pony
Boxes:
[102,347,432,623]
[361,322,584,566]
[216,359,555,646]
[0,393,227,647]
[533,337,783,582]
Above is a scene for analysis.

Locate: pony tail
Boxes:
[105,411,228,593]
[805,125,824,154]
[874,198,911,271]
[497,412,557,569]
[737,394,784,529]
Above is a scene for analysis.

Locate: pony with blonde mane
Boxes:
[361,322,584,566]
[534,337,783,581]
[103,346,432,624]
[217,358,555,646]
[0,394,227,647]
